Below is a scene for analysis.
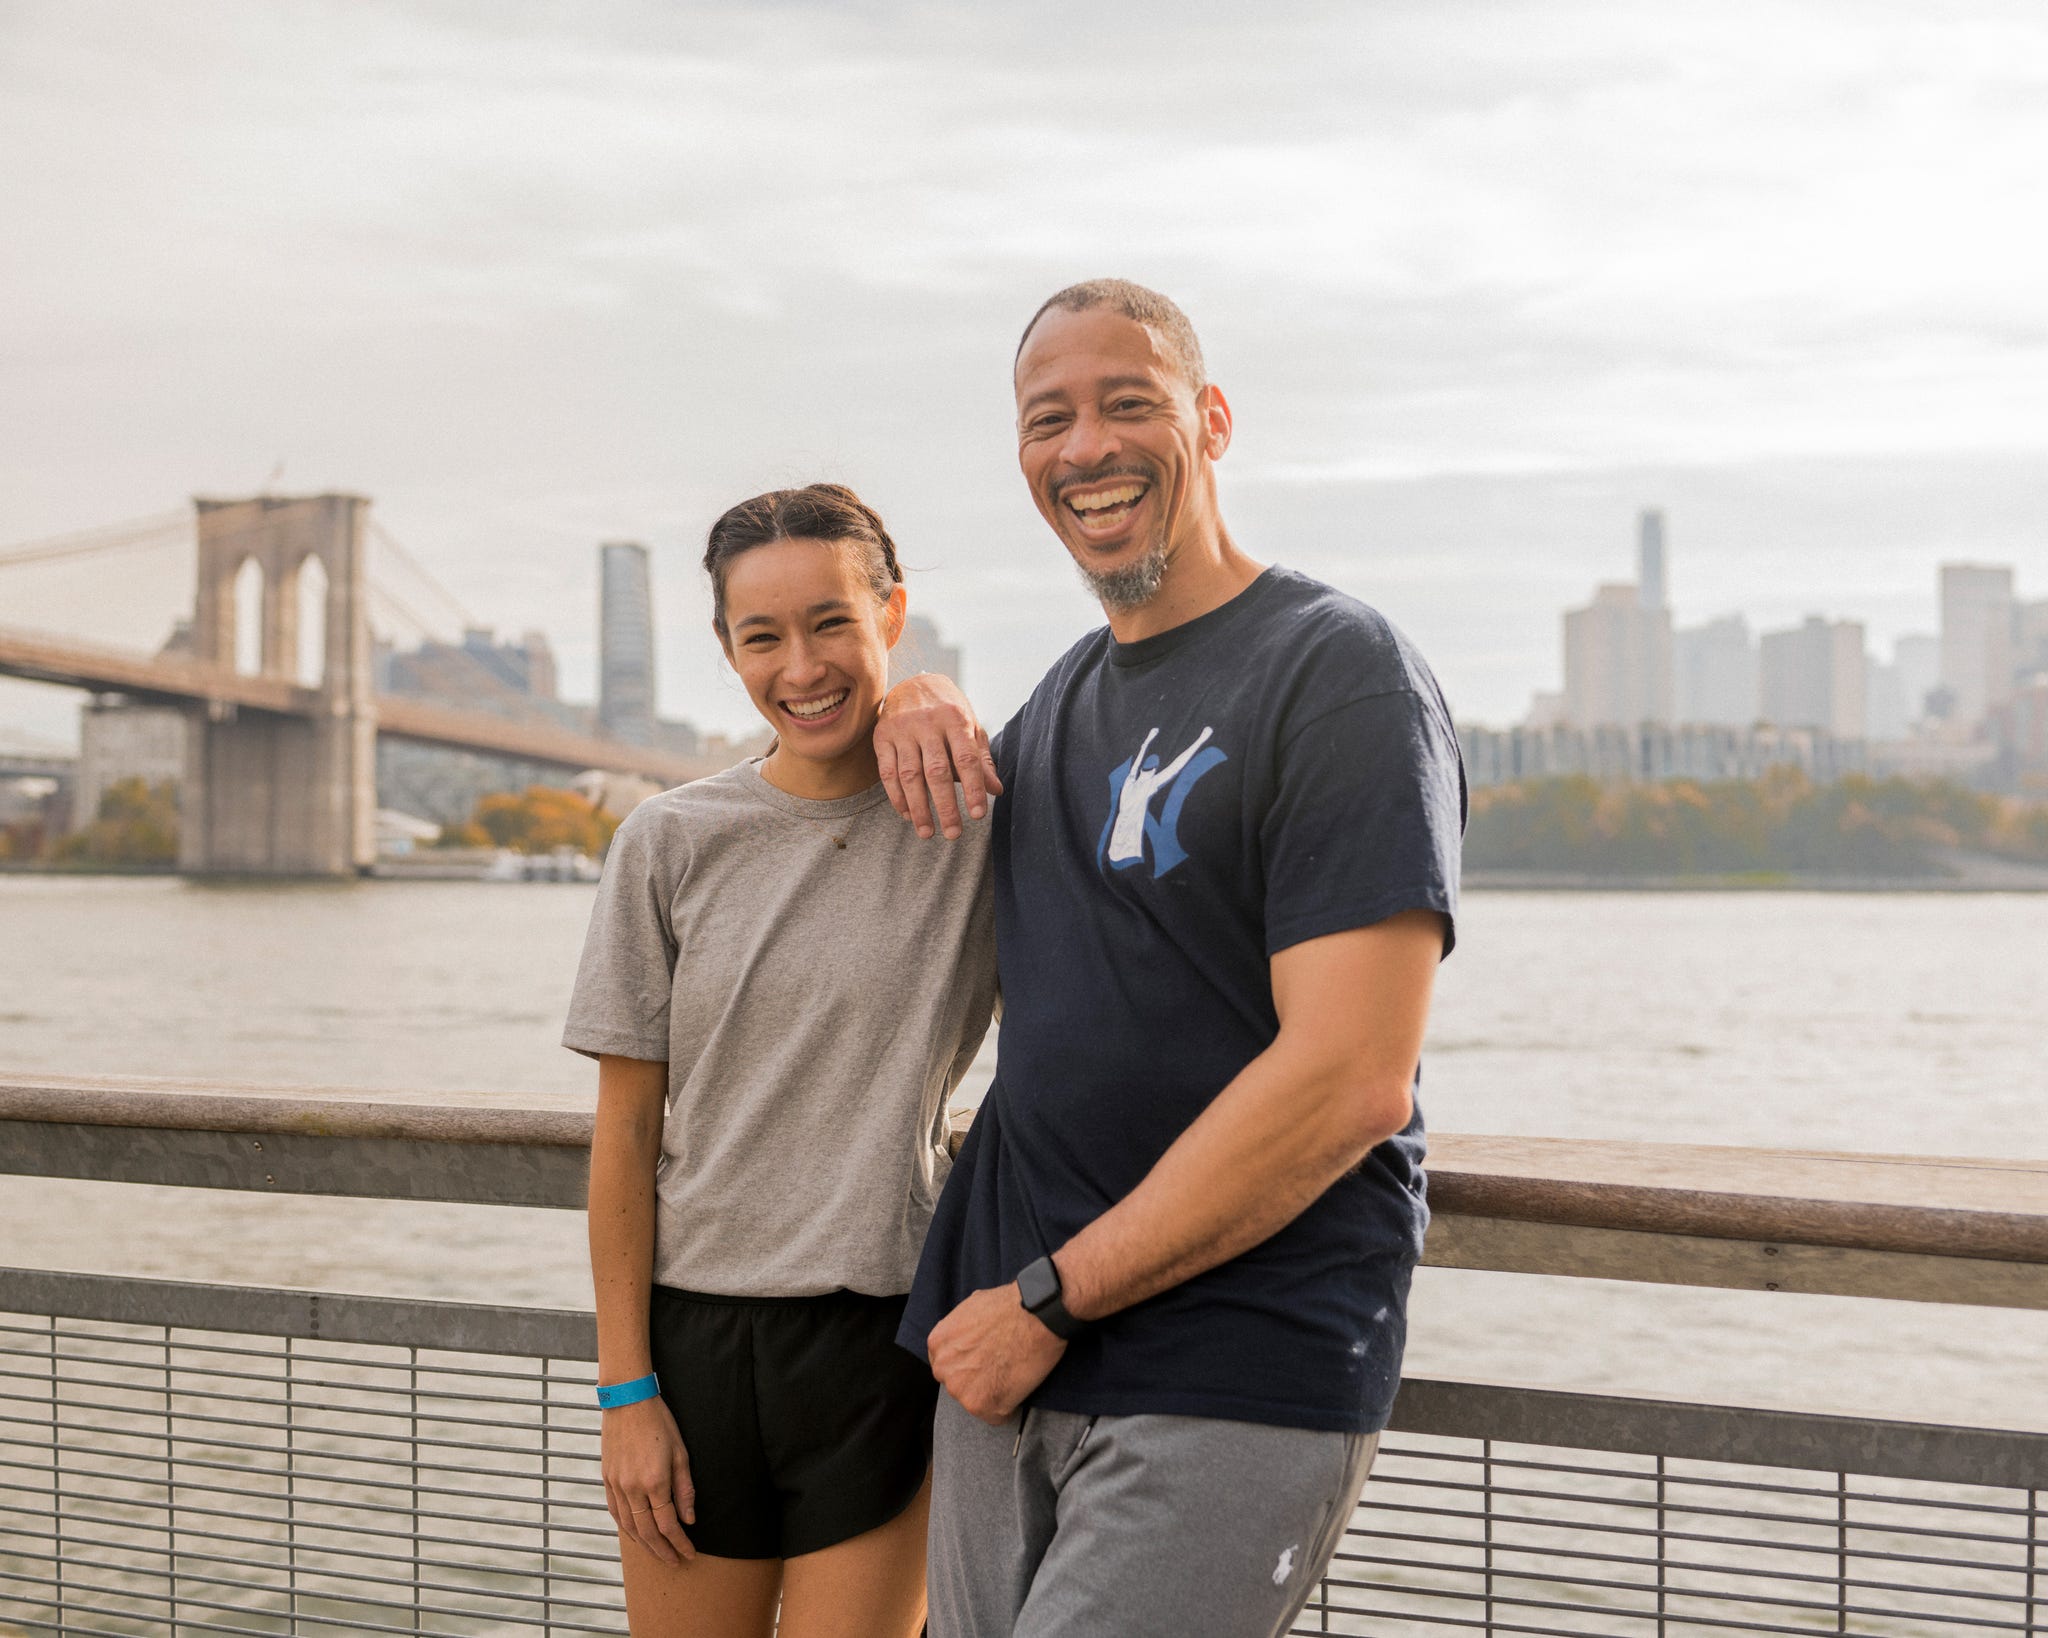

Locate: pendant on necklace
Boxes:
[831,836,846,849]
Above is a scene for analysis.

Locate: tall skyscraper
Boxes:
[1559,511,1674,729]
[1759,616,1866,738]
[1637,509,1668,612]
[1673,614,1757,726]
[1939,564,2015,733]
[599,542,656,746]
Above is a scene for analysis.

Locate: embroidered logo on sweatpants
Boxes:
[1272,1544,1299,1586]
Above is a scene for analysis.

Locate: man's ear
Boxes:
[883,585,909,649]
[1198,384,1233,462]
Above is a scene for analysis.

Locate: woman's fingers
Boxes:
[648,1493,695,1561]
[627,1489,684,1565]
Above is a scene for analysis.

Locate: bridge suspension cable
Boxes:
[367,519,480,635]
[0,510,190,572]
[367,582,448,642]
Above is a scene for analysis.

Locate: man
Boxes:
[876,279,1464,1637]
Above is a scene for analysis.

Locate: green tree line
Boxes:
[1466,770,2048,878]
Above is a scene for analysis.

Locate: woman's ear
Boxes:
[883,585,909,649]
[712,620,734,664]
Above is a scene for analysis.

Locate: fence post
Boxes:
[410,1345,423,1633]
[48,1316,62,1636]
[1835,1469,1850,1633]
[544,1355,558,1637]
[1483,1439,1496,1634]
[2027,1488,2041,1638]
[1655,1454,1668,1638]
[286,1334,300,1636]
[164,1328,178,1637]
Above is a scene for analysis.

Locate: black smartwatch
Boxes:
[1016,1255,1084,1340]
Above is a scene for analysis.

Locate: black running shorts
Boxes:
[645,1284,937,1560]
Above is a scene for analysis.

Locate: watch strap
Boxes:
[1017,1255,1085,1341]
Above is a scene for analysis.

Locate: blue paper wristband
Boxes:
[595,1373,660,1410]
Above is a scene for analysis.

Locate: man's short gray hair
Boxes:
[1015,278,1207,393]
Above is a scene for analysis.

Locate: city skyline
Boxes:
[1543,507,2044,736]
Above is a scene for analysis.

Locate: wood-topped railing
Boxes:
[4,1073,2045,1311]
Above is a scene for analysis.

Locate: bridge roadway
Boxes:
[0,624,720,787]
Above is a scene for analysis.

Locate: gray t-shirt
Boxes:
[562,759,996,1298]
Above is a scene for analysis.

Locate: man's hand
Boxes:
[874,672,1002,840]
[927,1283,1067,1424]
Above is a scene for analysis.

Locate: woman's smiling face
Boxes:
[719,536,906,769]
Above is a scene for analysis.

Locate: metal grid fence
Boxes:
[1303,1436,2045,1636]
[1,1270,2043,1637]
[0,1288,622,1637]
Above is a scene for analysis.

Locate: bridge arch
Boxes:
[293,554,329,689]
[232,558,265,676]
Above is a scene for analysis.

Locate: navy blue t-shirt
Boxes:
[898,566,1465,1434]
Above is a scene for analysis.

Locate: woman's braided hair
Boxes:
[704,483,903,639]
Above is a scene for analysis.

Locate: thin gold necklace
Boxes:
[764,751,864,848]
[793,810,849,850]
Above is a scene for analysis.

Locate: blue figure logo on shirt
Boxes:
[1098,726,1229,878]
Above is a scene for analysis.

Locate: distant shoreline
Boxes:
[1467,870,2048,893]
[9,860,2048,893]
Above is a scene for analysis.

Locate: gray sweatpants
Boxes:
[928,1392,1378,1638]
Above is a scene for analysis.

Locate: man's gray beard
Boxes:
[1078,540,1170,612]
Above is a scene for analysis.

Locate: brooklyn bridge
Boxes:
[0,493,727,875]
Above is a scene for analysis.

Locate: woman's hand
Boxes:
[601,1395,697,1565]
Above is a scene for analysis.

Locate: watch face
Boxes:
[1017,1257,1058,1310]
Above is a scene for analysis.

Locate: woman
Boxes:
[562,484,996,1637]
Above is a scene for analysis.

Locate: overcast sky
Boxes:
[3,0,2045,747]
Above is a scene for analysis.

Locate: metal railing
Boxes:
[0,1272,616,1638]
[1332,1389,2047,1636]
[3,1076,2045,1636]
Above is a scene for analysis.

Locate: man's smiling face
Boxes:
[1014,305,1224,609]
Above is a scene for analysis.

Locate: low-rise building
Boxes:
[75,697,185,827]
[1459,721,1870,790]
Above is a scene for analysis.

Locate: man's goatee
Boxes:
[1080,542,1170,612]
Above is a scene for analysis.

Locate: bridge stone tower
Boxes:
[180,494,376,875]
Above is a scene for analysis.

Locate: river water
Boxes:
[1,877,2043,1430]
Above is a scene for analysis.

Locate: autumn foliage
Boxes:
[1466,770,2048,878]
[440,785,620,856]
[50,777,179,867]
